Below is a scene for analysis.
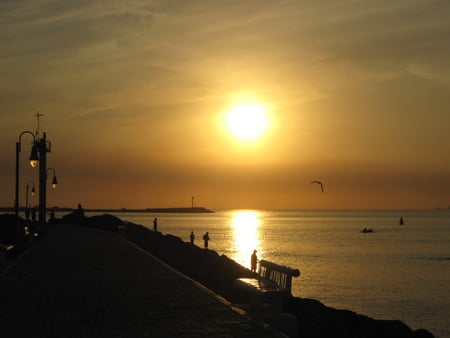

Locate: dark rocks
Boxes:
[85,214,123,232]
[412,329,435,338]
[60,209,85,225]
[123,222,254,302]
[59,211,122,232]
[285,296,427,338]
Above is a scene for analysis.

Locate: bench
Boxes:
[0,243,15,263]
[234,259,300,314]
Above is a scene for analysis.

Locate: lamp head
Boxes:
[51,176,58,189]
[29,145,39,168]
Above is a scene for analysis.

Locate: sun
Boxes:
[226,104,268,140]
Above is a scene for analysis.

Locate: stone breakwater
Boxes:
[55,212,435,338]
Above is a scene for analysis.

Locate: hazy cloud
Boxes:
[1,0,449,209]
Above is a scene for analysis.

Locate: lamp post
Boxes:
[38,167,58,223]
[15,131,39,217]
[15,131,39,243]
[46,168,58,224]
[47,168,58,189]
[25,181,36,223]
[34,132,52,225]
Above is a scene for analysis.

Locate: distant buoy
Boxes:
[399,217,404,225]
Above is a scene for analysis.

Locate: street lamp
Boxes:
[15,131,39,219]
[25,181,36,223]
[47,168,58,189]
[45,168,58,221]
[30,147,39,168]
[15,131,39,245]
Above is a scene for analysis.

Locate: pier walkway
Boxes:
[0,224,283,337]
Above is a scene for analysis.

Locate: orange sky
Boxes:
[1,1,449,210]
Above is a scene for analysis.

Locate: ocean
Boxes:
[78,209,449,338]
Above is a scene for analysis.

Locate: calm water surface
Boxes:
[80,209,449,338]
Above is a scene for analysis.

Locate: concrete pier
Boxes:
[0,224,284,337]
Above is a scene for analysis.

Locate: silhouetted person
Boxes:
[31,207,37,223]
[73,203,86,224]
[251,250,258,272]
[25,207,30,223]
[399,216,404,225]
[77,203,85,217]
[190,231,195,244]
[203,232,210,248]
[153,217,158,232]
[48,209,55,224]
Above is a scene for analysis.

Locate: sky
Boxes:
[1,0,449,210]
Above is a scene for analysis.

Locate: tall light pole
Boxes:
[15,131,39,243]
[35,132,53,225]
[31,113,55,225]
[15,131,39,217]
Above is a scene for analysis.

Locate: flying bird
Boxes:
[311,180,324,193]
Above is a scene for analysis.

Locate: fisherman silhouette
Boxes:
[153,217,158,232]
[31,207,37,223]
[203,232,210,248]
[190,231,195,244]
[48,209,55,225]
[251,250,258,272]
[25,207,30,222]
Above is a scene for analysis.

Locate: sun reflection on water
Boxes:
[230,210,261,268]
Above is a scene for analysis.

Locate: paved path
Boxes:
[0,225,284,338]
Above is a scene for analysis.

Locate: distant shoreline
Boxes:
[0,207,215,214]
[1,207,448,213]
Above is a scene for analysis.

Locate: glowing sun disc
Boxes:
[226,105,268,140]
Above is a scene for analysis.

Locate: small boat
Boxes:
[361,227,374,233]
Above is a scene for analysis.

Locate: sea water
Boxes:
[80,209,449,338]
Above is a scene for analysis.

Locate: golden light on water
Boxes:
[230,210,261,268]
